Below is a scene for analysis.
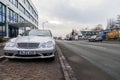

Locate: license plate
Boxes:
[18,51,36,55]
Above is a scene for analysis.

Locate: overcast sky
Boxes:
[31,0,120,37]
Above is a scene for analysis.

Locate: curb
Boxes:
[0,56,5,62]
[56,46,77,80]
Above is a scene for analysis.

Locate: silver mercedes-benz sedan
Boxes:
[4,29,56,60]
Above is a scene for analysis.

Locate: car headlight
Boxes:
[5,40,16,47]
[41,41,54,48]
[5,42,16,47]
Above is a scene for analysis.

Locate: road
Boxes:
[57,40,120,80]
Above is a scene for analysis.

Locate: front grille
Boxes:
[17,43,39,49]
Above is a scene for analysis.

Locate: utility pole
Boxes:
[42,21,48,30]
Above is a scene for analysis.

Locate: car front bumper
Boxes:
[4,49,55,59]
[89,39,95,42]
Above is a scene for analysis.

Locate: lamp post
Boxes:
[42,21,48,30]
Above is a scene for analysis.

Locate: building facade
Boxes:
[0,0,38,38]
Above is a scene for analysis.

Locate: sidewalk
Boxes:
[0,44,76,80]
[0,45,4,56]
[0,45,5,61]
[0,51,65,80]
[0,42,5,47]
[0,42,4,56]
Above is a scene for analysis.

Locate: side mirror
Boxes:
[17,34,23,37]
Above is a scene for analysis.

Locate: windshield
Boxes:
[91,35,96,38]
[23,30,52,37]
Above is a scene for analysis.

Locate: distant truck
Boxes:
[107,30,120,40]
[100,29,112,40]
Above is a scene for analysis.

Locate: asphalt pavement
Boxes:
[57,40,120,80]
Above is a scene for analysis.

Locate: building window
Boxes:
[15,13,18,23]
[25,10,30,19]
[25,0,30,10]
[0,25,6,36]
[8,8,18,23]
[21,0,25,3]
[9,0,38,26]
[0,2,6,36]
[15,0,18,8]
[18,16,25,23]
[9,0,18,8]
[0,2,6,23]
[24,0,38,20]
[18,3,25,14]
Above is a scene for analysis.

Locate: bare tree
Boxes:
[92,24,103,31]
[107,18,115,29]
[71,29,75,35]
[117,15,120,20]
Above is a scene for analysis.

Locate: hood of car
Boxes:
[15,36,53,43]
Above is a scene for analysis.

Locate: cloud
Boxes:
[31,0,120,36]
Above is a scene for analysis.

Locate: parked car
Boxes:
[88,35,102,42]
[95,36,103,42]
[4,29,56,60]
[88,35,96,42]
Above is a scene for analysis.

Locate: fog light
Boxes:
[4,53,13,56]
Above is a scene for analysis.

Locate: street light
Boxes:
[42,21,48,30]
